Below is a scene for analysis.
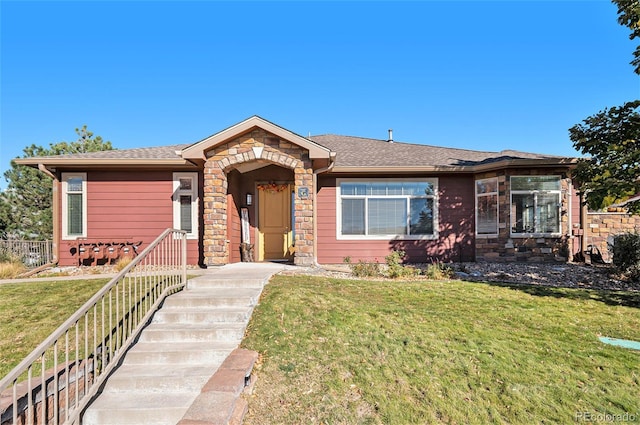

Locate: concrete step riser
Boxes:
[162,297,256,308]
[123,350,229,365]
[152,310,250,324]
[187,279,264,290]
[83,407,187,425]
[139,328,245,342]
[103,374,210,393]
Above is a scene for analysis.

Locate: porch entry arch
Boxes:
[257,181,294,262]
[202,130,314,266]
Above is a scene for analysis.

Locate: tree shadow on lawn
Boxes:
[478,280,640,309]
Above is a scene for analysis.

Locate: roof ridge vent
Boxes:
[388,129,393,143]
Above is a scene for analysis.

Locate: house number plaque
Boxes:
[298,187,309,199]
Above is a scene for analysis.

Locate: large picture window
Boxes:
[510,176,561,236]
[62,173,87,239]
[476,178,498,235]
[338,179,437,239]
[173,173,199,239]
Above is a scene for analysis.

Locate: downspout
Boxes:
[567,182,572,261]
[312,153,336,268]
[580,191,588,258]
[38,164,59,263]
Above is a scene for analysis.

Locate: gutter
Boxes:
[312,153,336,268]
[330,158,579,174]
[15,158,196,168]
[37,163,56,179]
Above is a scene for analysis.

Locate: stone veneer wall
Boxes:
[585,212,640,262]
[474,169,574,263]
[203,129,314,266]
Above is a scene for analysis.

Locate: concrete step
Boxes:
[139,323,247,342]
[83,264,285,425]
[101,365,220,393]
[187,278,266,289]
[123,341,235,365]
[82,392,196,425]
[162,289,260,309]
[152,306,253,324]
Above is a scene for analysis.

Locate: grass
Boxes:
[0,278,109,378]
[242,276,640,424]
[0,261,26,279]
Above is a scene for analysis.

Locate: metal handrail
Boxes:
[0,228,188,425]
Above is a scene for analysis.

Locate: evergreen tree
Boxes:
[0,126,113,239]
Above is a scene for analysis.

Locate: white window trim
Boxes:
[336,178,438,241]
[61,172,87,240]
[173,172,199,239]
[475,177,499,238]
[509,175,562,238]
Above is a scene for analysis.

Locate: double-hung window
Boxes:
[510,176,561,236]
[476,178,498,236]
[173,173,199,238]
[338,179,437,239]
[62,173,87,239]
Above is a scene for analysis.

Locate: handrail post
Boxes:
[181,231,188,285]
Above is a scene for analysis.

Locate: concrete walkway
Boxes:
[82,262,289,425]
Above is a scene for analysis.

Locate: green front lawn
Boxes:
[0,278,109,378]
[242,276,640,424]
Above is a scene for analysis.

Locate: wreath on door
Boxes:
[257,182,288,193]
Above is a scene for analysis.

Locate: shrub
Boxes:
[625,264,640,282]
[0,261,26,279]
[343,256,381,278]
[385,250,420,279]
[610,232,640,277]
[0,248,15,263]
[424,261,454,280]
[114,256,134,272]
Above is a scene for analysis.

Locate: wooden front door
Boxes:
[258,184,293,261]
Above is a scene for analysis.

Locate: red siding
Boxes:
[316,175,476,264]
[57,170,200,266]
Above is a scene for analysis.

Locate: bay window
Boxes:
[338,179,437,239]
[510,176,561,235]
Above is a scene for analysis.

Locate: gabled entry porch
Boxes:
[226,165,295,263]
[180,116,334,266]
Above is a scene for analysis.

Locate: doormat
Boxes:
[599,336,640,351]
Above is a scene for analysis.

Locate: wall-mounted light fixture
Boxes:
[246,193,253,206]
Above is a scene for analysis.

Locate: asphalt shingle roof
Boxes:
[26,144,189,161]
[309,135,563,168]
[19,134,571,170]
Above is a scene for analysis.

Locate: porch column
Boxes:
[293,161,314,266]
[203,160,228,266]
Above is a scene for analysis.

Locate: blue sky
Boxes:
[1,1,638,190]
